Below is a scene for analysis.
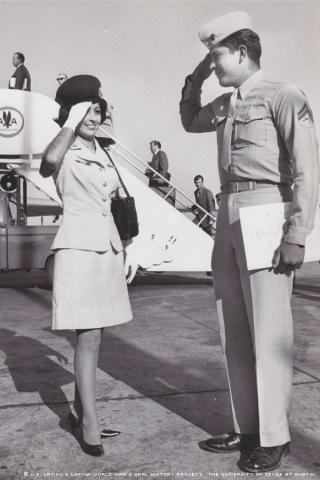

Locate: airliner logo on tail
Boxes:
[0,107,24,137]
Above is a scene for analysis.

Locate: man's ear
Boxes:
[238,44,247,63]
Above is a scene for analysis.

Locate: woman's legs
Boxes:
[74,328,103,444]
[73,384,82,421]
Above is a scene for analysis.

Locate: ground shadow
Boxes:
[49,318,320,474]
[0,328,73,426]
[293,283,320,302]
[10,283,320,473]
[49,327,232,437]
[132,272,213,286]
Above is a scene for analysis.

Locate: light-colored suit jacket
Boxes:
[51,139,123,253]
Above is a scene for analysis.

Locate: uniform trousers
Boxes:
[212,186,294,447]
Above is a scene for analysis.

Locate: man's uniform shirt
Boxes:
[180,69,319,246]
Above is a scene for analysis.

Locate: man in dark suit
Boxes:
[145,140,170,186]
[9,52,31,91]
[192,174,216,236]
[145,140,175,206]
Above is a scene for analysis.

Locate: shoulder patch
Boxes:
[297,102,314,127]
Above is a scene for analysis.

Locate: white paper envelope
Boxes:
[239,202,320,270]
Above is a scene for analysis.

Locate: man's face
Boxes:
[194,179,203,190]
[210,45,241,87]
[150,142,157,154]
[12,54,21,67]
[57,74,67,85]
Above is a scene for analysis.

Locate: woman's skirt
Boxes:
[52,248,132,330]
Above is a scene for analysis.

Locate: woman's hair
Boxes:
[55,97,107,128]
[220,29,262,67]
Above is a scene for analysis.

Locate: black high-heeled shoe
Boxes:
[101,429,121,438]
[68,416,104,457]
[79,432,104,457]
[67,413,120,439]
[67,412,80,430]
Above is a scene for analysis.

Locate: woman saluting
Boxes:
[40,75,137,457]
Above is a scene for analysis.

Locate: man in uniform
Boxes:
[9,52,31,91]
[180,11,319,473]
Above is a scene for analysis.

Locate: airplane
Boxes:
[0,89,215,286]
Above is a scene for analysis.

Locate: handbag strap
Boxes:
[101,147,131,198]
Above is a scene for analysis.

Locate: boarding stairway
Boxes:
[98,126,216,236]
[0,89,214,271]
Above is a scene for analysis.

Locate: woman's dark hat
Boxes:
[56,75,102,106]
[55,74,107,126]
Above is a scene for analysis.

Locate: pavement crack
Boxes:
[0,387,230,411]
[158,303,219,332]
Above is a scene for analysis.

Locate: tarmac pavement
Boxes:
[0,264,319,479]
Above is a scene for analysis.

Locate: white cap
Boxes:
[198,11,253,50]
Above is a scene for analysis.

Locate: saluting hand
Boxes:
[272,241,305,275]
[191,53,215,82]
[63,101,92,131]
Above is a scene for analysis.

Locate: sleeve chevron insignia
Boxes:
[297,102,314,127]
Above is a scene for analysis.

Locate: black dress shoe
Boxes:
[199,432,260,454]
[198,432,241,453]
[238,443,289,473]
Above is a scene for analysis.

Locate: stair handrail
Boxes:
[99,127,216,227]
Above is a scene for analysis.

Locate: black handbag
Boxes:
[103,149,139,240]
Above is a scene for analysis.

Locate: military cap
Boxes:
[55,75,107,126]
[55,74,103,106]
[198,11,253,50]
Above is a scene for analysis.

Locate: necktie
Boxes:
[221,88,239,171]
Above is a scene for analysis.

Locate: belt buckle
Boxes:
[229,182,238,194]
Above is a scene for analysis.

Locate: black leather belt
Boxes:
[221,180,281,194]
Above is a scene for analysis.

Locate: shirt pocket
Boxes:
[234,105,272,147]
[214,115,227,152]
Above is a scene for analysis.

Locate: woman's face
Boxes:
[77,103,102,140]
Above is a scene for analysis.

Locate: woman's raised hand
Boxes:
[64,101,92,131]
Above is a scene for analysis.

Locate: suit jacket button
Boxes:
[102,182,107,187]
[102,212,108,217]
[102,197,107,202]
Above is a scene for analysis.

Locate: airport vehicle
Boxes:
[0,170,60,279]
